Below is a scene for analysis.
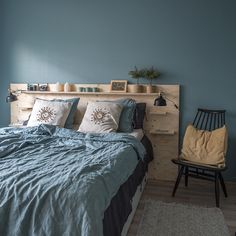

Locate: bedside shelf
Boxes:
[9,123,26,128]
[150,129,175,135]
[149,111,167,115]
[19,107,33,111]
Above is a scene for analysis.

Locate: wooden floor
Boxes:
[128,179,236,236]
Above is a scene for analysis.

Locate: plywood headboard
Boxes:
[10,83,180,181]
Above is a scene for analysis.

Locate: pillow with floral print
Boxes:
[27,99,72,127]
[78,102,123,133]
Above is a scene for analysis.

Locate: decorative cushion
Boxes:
[133,103,146,129]
[52,98,80,129]
[23,98,80,129]
[78,102,123,133]
[97,98,136,132]
[27,99,72,127]
[180,125,228,166]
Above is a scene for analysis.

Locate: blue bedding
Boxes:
[0,125,146,236]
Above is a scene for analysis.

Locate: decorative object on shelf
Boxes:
[144,67,160,93]
[27,83,39,91]
[77,86,85,92]
[110,80,127,93]
[64,82,71,92]
[6,89,18,103]
[55,82,64,92]
[90,87,98,92]
[128,66,144,93]
[38,84,48,91]
[154,92,167,106]
[85,87,92,92]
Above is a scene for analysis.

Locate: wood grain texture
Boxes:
[10,83,180,180]
[128,179,236,236]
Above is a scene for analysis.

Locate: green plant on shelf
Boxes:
[128,66,145,84]
[143,67,160,85]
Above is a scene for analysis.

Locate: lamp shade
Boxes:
[154,94,166,106]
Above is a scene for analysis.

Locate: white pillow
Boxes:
[78,102,123,133]
[27,99,72,127]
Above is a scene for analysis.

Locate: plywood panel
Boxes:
[10,83,180,181]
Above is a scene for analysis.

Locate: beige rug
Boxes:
[137,200,230,236]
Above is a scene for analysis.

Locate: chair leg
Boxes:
[219,172,228,198]
[172,166,184,197]
[215,172,220,208]
[185,166,189,187]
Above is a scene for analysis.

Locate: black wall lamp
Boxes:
[154,92,179,109]
[154,92,166,106]
[6,89,19,103]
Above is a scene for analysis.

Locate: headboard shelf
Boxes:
[10,83,180,181]
[22,91,161,96]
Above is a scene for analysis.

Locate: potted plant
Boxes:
[144,67,160,93]
[128,66,144,93]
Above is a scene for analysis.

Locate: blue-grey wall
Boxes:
[1,2,8,125]
[1,0,236,180]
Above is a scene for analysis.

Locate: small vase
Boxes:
[56,82,63,92]
[64,82,71,92]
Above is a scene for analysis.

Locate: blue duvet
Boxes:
[0,125,146,236]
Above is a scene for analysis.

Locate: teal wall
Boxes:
[1,2,8,125]
[1,1,236,180]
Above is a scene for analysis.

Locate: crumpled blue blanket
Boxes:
[0,125,146,236]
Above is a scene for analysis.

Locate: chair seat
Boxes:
[172,158,227,172]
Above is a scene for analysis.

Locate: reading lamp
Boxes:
[154,92,179,109]
[154,92,166,106]
[6,89,17,103]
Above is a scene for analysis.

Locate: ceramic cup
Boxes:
[92,87,98,92]
[78,87,85,92]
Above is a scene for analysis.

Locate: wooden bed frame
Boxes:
[10,83,180,181]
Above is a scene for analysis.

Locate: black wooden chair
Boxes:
[172,108,228,207]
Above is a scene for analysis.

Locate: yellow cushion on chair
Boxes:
[180,125,228,166]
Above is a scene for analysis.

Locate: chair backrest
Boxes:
[192,108,226,131]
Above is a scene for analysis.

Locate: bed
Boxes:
[0,124,153,236]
